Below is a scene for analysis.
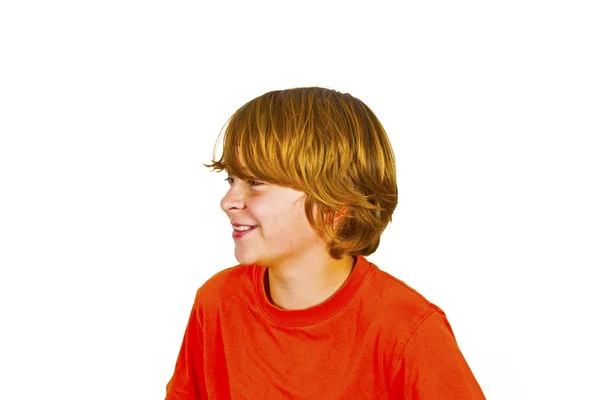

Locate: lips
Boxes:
[232,225,257,239]
[233,225,257,231]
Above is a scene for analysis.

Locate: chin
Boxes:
[234,252,258,267]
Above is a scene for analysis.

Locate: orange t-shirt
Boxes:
[166,255,485,399]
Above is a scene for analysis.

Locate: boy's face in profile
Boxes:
[220,175,328,268]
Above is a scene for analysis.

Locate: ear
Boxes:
[312,204,348,228]
[332,205,348,228]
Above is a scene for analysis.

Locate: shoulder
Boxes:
[367,264,442,316]
[193,262,256,307]
[362,261,448,341]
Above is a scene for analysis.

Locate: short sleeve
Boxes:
[392,309,486,399]
[165,290,204,400]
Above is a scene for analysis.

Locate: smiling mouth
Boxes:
[233,225,257,232]
[232,226,257,239]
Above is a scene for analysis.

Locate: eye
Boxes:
[225,177,265,187]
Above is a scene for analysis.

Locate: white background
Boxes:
[1,1,598,399]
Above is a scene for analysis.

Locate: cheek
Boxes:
[260,205,299,233]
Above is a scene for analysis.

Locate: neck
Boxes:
[265,254,356,310]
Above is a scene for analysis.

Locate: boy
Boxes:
[165,87,485,399]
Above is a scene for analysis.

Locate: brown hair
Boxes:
[203,87,398,259]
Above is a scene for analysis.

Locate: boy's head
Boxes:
[204,87,397,260]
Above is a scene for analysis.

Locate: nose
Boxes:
[220,184,246,215]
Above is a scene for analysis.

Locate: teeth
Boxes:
[234,225,254,231]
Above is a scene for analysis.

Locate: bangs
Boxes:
[219,92,312,191]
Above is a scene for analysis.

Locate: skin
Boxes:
[220,174,356,310]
